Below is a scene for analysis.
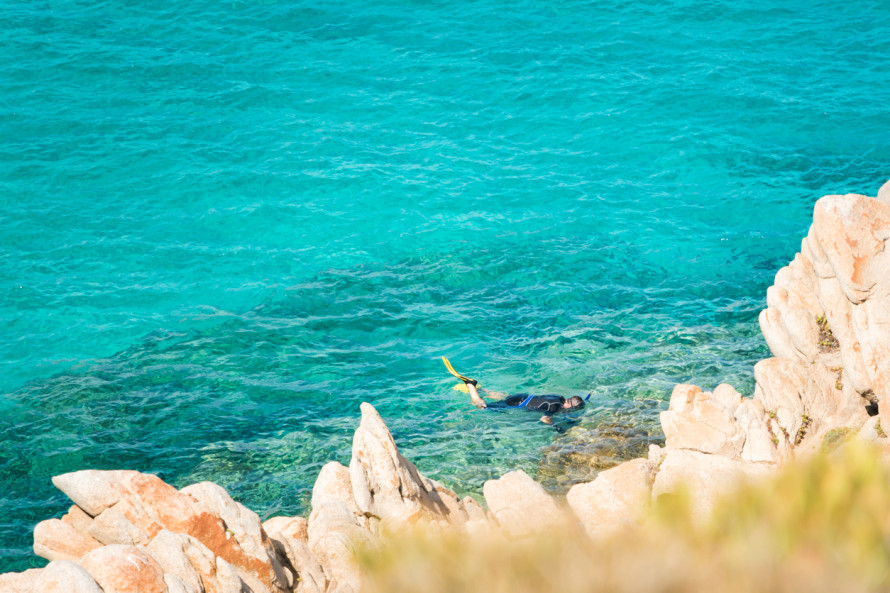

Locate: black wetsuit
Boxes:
[490,393,566,417]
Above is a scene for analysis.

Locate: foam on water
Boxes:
[1,0,889,571]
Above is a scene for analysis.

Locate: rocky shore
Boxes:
[3,184,890,593]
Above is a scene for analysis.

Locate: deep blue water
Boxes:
[2,0,889,572]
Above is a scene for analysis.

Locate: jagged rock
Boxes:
[810,195,890,303]
[566,458,653,537]
[62,504,95,533]
[755,193,890,449]
[459,496,492,536]
[648,444,666,465]
[79,545,167,593]
[35,561,103,593]
[811,197,890,423]
[482,470,565,538]
[753,357,866,452]
[163,574,193,593]
[51,470,139,516]
[753,358,810,442]
[313,461,362,518]
[0,568,42,593]
[760,253,822,361]
[462,496,486,519]
[306,401,481,593]
[349,402,466,527]
[308,466,370,593]
[652,450,770,521]
[878,179,890,203]
[215,557,251,593]
[33,518,102,562]
[146,531,205,593]
[181,481,290,593]
[265,516,309,543]
[424,478,470,525]
[88,506,150,546]
[660,384,745,457]
[712,384,743,413]
[50,470,287,593]
[857,416,885,442]
[815,274,871,393]
[733,399,779,463]
[761,254,822,360]
[264,517,326,593]
[146,529,249,593]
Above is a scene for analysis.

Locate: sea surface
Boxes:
[2,0,889,571]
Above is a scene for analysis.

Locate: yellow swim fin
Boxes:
[441,357,478,386]
[453,382,469,393]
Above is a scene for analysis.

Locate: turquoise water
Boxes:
[2,0,889,571]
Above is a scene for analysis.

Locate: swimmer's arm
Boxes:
[466,383,487,408]
[540,415,566,433]
[481,388,509,401]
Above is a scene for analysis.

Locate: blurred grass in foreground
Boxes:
[358,441,890,593]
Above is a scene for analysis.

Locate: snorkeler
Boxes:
[441,357,586,427]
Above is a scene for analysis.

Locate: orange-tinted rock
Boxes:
[146,529,249,593]
[181,481,290,593]
[51,469,288,593]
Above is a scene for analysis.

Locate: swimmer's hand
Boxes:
[539,415,553,425]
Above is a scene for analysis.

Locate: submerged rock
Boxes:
[536,420,654,489]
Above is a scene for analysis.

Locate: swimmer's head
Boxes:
[563,396,585,412]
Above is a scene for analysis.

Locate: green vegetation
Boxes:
[765,410,781,445]
[360,442,890,593]
[795,413,811,446]
[877,420,887,439]
[830,366,844,391]
[821,427,856,452]
[817,315,840,352]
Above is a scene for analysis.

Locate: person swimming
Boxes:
[442,357,586,427]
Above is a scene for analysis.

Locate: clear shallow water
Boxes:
[2,0,889,571]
